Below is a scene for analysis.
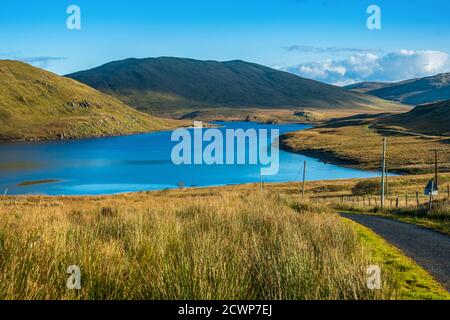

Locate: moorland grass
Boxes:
[0,190,448,300]
[0,192,399,300]
[281,123,450,174]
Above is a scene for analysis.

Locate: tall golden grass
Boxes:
[0,192,398,300]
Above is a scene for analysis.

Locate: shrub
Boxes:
[352,180,381,196]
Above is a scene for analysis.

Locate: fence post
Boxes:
[396,197,399,208]
[429,181,434,212]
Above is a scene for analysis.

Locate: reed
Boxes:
[0,192,399,300]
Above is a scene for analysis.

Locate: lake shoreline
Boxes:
[0,118,317,144]
[278,140,410,175]
[279,133,418,176]
[0,125,185,144]
[0,121,384,196]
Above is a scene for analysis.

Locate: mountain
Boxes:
[346,73,450,105]
[67,57,405,115]
[378,99,450,136]
[344,82,391,94]
[0,60,181,141]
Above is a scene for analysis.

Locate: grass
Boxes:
[336,201,450,235]
[0,189,448,300]
[249,172,450,235]
[0,60,184,141]
[280,118,450,174]
[165,173,450,234]
[145,107,392,124]
[159,107,326,123]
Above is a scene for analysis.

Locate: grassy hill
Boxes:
[344,82,391,94]
[346,73,450,105]
[0,60,182,141]
[67,57,405,116]
[378,100,450,136]
[280,109,450,174]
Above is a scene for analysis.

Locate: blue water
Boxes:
[0,122,382,195]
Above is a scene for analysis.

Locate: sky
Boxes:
[0,0,449,85]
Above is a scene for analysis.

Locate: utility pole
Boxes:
[381,137,387,208]
[302,160,307,196]
[385,165,389,196]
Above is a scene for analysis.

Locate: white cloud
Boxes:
[282,45,381,54]
[286,50,450,85]
[0,53,66,69]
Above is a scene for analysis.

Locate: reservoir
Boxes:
[0,122,381,195]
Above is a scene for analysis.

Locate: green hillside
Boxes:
[67,57,405,115]
[0,60,182,141]
[378,99,450,136]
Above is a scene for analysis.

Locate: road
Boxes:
[341,213,450,291]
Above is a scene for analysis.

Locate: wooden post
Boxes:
[381,137,387,208]
[405,194,408,207]
[302,160,307,196]
[429,180,434,212]
[396,197,399,208]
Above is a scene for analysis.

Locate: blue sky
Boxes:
[0,0,449,84]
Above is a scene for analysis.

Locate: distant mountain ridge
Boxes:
[0,60,180,141]
[67,57,404,114]
[345,73,450,105]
